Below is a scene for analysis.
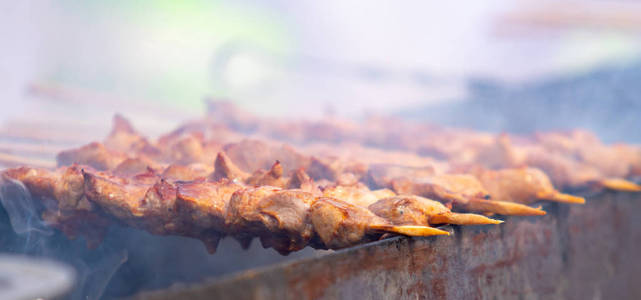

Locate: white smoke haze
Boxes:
[0,179,53,239]
[0,175,326,299]
[0,0,640,298]
[2,0,640,121]
[0,177,129,300]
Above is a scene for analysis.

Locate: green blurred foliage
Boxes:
[45,0,295,112]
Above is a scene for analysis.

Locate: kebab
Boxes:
[89,168,455,253]
[369,195,503,226]
[2,111,634,258]
[464,166,586,204]
[203,103,641,192]
[471,134,641,192]
[366,164,548,216]
[3,161,472,254]
[60,134,552,218]
[1,165,110,248]
[53,122,548,217]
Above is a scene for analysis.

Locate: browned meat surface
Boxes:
[161,164,213,182]
[523,147,602,188]
[245,161,287,188]
[322,183,395,208]
[472,167,585,204]
[57,142,127,171]
[365,164,546,216]
[366,164,435,190]
[310,197,449,249]
[211,152,250,182]
[2,166,110,248]
[309,197,388,249]
[104,114,152,154]
[391,174,489,205]
[224,140,310,175]
[369,195,501,226]
[227,188,317,254]
[5,107,639,256]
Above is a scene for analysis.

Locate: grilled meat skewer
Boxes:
[310,197,449,250]
[478,135,641,192]
[367,164,547,216]
[369,195,503,226]
[2,165,464,254]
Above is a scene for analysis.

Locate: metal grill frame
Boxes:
[135,191,641,299]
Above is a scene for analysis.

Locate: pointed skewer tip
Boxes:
[370,224,450,237]
[537,192,585,204]
[600,178,641,192]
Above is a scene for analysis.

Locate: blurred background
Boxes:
[2,0,641,143]
[2,1,641,298]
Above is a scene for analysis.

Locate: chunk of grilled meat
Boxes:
[82,170,242,253]
[226,186,316,254]
[369,195,502,226]
[322,183,396,208]
[57,142,127,171]
[201,104,641,191]
[161,163,213,182]
[105,114,153,154]
[310,197,449,249]
[2,162,469,254]
[245,161,287,188]
[224,139,311,175]
[367,164,546,216]
[471,167,585,205]
[471,134,641,192]
[83,169,454,253]
[366,164,435,190]
[1,166,109,248]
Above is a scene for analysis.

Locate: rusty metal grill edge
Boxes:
[133,191,641,300]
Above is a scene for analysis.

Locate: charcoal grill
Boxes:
[1,80,640,300]
[133,191,641,299]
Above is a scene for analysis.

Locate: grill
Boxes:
[2,10,641,298]
[134,191,641,299]
[1,101,640,299]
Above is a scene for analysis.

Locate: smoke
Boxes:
[0,177,129,300]
[0,178,53,240]
[400,62,641,144]
[0,174,325,299]
[70,249,129,300]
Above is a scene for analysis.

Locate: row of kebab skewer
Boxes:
[2,104,640,255]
